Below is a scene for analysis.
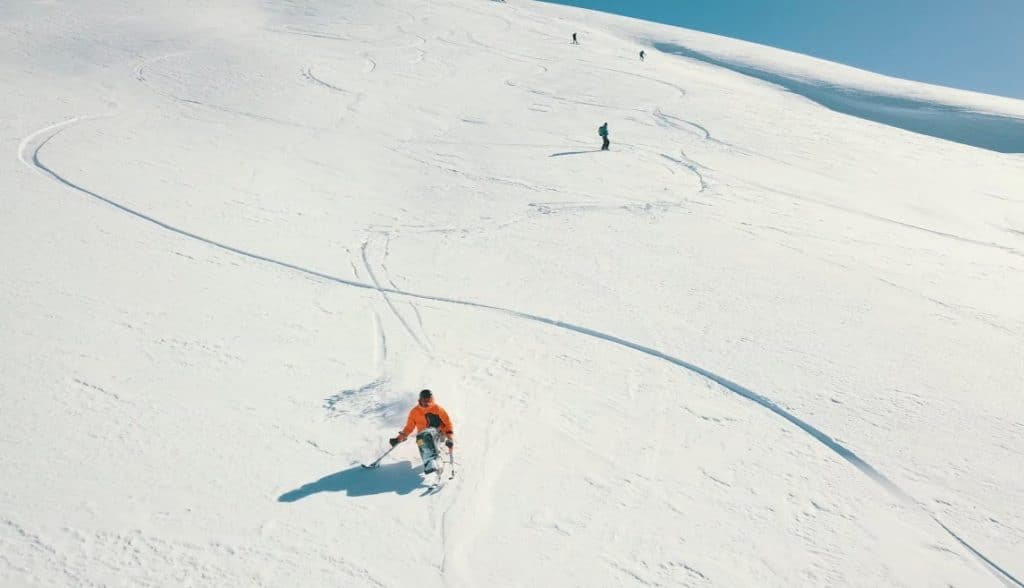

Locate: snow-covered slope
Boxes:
[2,0,1023,586]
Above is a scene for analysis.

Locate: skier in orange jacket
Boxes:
[389,389,454,448]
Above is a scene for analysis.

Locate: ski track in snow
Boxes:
[651,106,738,151]
[175,97,324,131]
[301,64,364,116]
[456,29,554,65]
[526,86,647,113]
[17,113,118,168]
[345,247,362,280]
[19,114,1023,588]
[876,277,1017,335]
[133,51,192,83]
[302,65,350,94]
[362,53,377,74]
[274,25,353,43]
[360,236,431,354]
[582,60,688,101]
[745,180,1024,260]
[380,231,432,349]
[660,151,709,193]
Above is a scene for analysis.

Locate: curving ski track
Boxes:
[20,116,1022,588]
[302,66,351,94]
[660,152,709,193]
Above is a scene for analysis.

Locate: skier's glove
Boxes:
[389,436,402,447]
[445,439,454,449]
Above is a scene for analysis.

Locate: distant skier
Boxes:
[598,122,610,151]
[639,50,645,61]
[389,389,454,474]
[572,32,578,44]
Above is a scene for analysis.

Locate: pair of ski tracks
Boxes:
[359,233,433,355]
[21,112,1023,588]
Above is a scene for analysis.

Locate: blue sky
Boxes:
[541,0,1024,99]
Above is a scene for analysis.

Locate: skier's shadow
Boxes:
[278,461,423,502]
[549,150,602,157]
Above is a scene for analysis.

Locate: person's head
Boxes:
[418,389,434,406]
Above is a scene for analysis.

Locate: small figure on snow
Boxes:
[572,32,578,44]
[639,50,645,61]
[598,122,610,151]
[389,389,454,474]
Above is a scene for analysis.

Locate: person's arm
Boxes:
[400,408,418,440]
[390,408,417,445]
[439,407,454,439]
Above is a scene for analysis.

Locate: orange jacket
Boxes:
[398,399,454,441]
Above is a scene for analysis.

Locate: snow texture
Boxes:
[2,0,1023,586]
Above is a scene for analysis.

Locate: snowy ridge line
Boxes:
[22,119,1021,587]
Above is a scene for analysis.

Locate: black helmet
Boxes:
[419,389,433,400]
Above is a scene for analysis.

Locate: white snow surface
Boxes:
[2,0,1024,586]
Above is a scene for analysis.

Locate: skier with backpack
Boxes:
[599,122,610,151]
[389,389,454,475]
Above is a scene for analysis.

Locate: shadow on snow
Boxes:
[278,461,424,502]
[550,149,602,157]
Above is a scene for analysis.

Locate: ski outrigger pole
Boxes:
[362,445,396,469]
